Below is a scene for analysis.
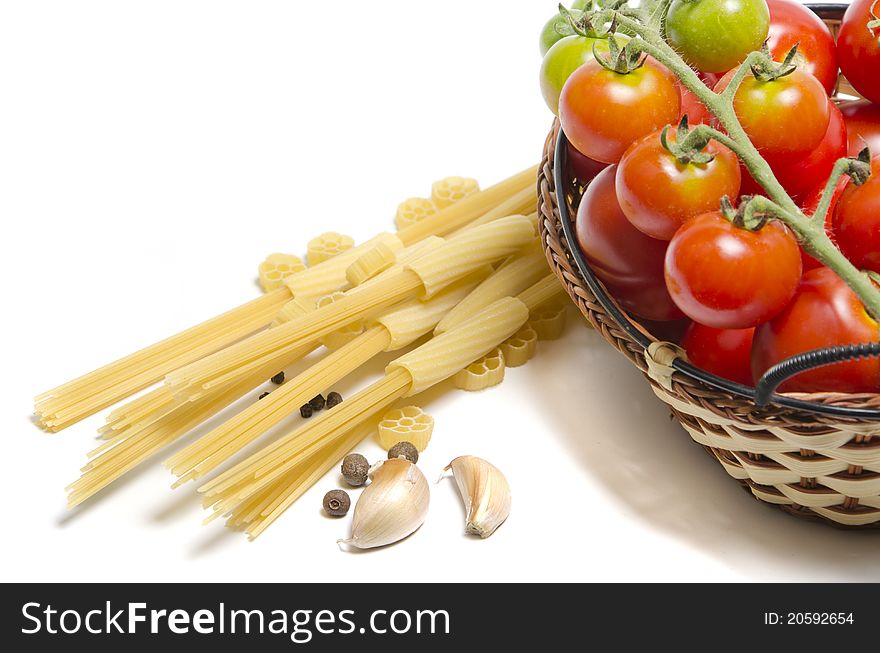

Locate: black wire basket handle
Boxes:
[754,342,880,406]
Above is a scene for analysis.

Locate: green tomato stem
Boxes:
[744,196,880,320]
[717,52,766,101]
[811,158,852,228]
[596,9,880,321]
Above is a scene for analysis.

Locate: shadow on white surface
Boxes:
[532,316,880,582]
[189,526,237,558]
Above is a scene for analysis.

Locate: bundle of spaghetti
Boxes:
[166,268,494,487]
[97,304,326,443]
[225,421,378,539]
[164,215,538,402]
[200,277,564,532]
[34,166,537,432]
[65,354,291,508]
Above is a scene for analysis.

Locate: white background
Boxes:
[2,0,877,583]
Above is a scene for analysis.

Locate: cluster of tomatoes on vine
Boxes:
[539,0,880,393]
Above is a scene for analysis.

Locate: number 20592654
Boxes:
[764,612,854,625]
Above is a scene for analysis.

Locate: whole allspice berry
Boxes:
[323,489,351,517]
[310,394,326,411]
[387,441,419,464]
[300,403,313,418]
[326,391,343,409]
[271,371,285,385]
[341,453,369,487]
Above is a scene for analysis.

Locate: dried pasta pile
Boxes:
[39,167,572,539]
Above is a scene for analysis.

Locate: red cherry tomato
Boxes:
[751,267,880,392]
[665,211,802,329]
[834,156,880,274]
[559,57,681,164]
[765,0,839,95]
[840,100,880,157]
[678,74,719,125]
[681,323,755,385]
[678,83,712,125]
[838,0,880,104]
[762,101,848,201]
[798,177,847,271]
[575,166,683,321]
[714,68,830,156]
[737,102,846,201]
[566,140,607,184]
[640,318,692,344]
[615,126,741,240]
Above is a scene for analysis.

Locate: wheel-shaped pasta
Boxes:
[452,347,505,391]
[431,176,480,209]
[258,253,306,292]
[377,406,434,451]
[315,292,365,350]
[501,324,538,367]
[530,305,567,341]
[395,197,438,231]
[307,232,355,266]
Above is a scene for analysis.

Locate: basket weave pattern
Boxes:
[537,12,880,527]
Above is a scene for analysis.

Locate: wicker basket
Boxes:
[538,3,880,528]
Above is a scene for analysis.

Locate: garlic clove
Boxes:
[338,458,429,550]
[445,455,511,539]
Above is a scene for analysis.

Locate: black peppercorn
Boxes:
[387,441,419,464]
[341,453,369,487]
[300,403,313,418]
[271,371,285,385]
[326,391,343,409]
[258,391,270,400]
[322,489,350,517]
[309,394,326,411]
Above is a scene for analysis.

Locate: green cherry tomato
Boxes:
[540,34,616,114]
[539,10,580,57]
[666,0,770,73]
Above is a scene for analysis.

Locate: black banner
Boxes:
[0,583,874,649]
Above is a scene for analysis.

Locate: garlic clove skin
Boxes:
[338,458,429,550]
[445,455,511,539]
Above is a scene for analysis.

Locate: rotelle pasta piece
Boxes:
[306,232,355,266]
[530,304,568,340]
[258,253,306,292]
[315,292,365,351]
[395,197,438,231]
[377,406,434,451]
[431,176,480,208]
[453,348,506,391]
[501,324,538,367]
